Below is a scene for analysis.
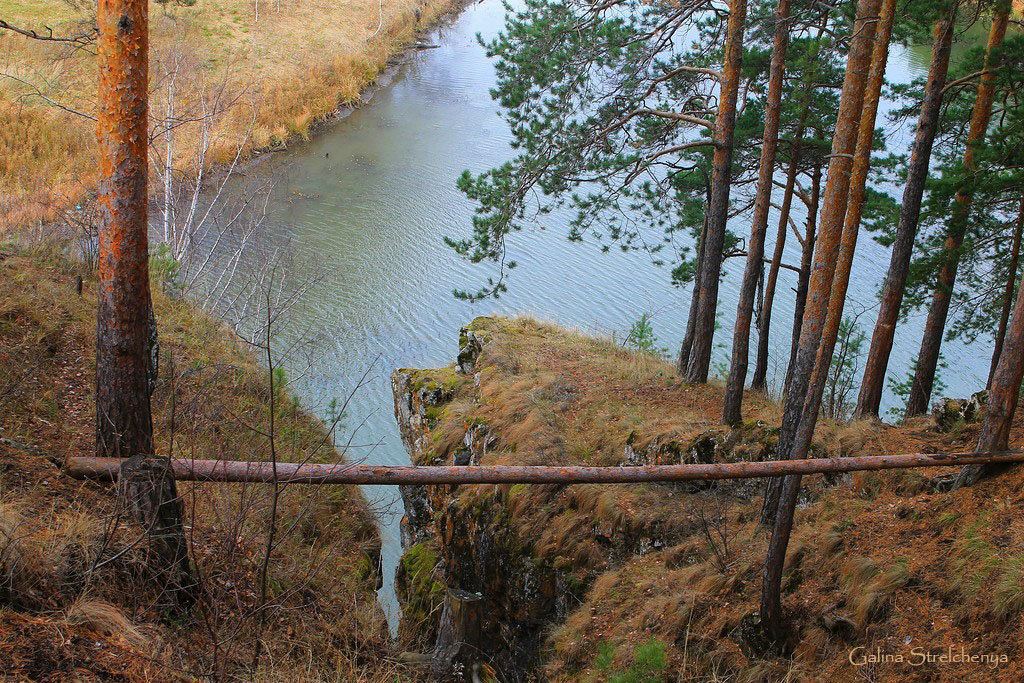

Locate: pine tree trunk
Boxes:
[678,217,707,374]
[759,0,884,641]
[856,10,957,418]
[988,196,1024,387]
[751,133,805,393]
[954,225,1024,488]
[96,0,155,461]
[723,0,791,423]
[751,21,827,393]
[781,163,821,398]
[119,455,194,602]
[684,0,747,383]
[904,6,1011,419]
[790,0,895,435]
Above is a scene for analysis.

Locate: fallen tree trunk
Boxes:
[66,451,1024,485]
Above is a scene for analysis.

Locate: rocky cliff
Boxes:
[389,317,790,679]
[389,317,1024,683]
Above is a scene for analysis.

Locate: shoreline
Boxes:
[0,0,473,232]
[233,0,477,177]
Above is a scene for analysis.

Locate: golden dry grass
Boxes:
[0,0,458,231]
[397,315,1024,681]
[0,233,413,680]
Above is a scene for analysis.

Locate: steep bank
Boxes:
[0,0,462,230]
[0,236,407,680]
[391,317,1024,681]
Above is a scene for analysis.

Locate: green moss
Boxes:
[408,365,463,395]
[591,638,669,682]
[399,541,445,624]
[424,404,446,425]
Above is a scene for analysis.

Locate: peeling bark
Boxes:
[95,0,154,460]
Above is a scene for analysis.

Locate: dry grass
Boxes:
[395,314,1024,681]
[0,233,413,680]
[65,597,149,648]
[0,0,459,230]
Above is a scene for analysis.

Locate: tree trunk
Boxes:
[953,231,1024,488]
[118,455,194,601]
[751,21,826,393]
[855,9,957,418]
[759,0,883,642]
[96,0,155,461]
[904,5,1011,419]
[988,196,1024,386]
[782,162,821,398]
[684,0,747,383]
[723,0,791,423]
[678,218,707,374]
[751,134,804,393]
[431,588,485,678]
[804,0,897,408]
[66,451,1024,485]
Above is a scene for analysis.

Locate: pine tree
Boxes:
[903,2,1012,418]
[95,0,155,460]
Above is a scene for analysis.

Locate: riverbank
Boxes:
[393,316,1024,681]
[0,0,463,231]
[0,234,416,680]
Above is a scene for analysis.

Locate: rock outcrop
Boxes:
[931,391,987,432]
[389,318,787,680]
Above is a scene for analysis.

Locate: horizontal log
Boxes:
[64,451,1024,485]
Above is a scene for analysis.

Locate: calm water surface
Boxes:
[223,0,991,626]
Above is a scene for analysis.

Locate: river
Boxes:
[216,0,991,628]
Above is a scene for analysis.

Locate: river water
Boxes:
[219,0,991,627]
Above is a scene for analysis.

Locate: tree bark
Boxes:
[723,0,791,423]
[782,162,821,398]
[684,0,747,383]
[804,0,897,417]
[751,20,827,393]
[751,135,804,392]
[953,231,1024,488]
[66,451,1024,485]
[759,0,883,642]
[118,455,194,601]
[431,588,484,678]
[988,196,1024,386]
[96,0,154,460]
[855,9,957,418]
[904,5,1011,419]
[678,218,707,374]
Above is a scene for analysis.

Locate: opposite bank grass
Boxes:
[0,0,458,230]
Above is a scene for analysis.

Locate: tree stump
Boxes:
[431,587,484,678]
